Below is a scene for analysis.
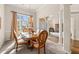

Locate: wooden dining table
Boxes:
[20,33,38,49]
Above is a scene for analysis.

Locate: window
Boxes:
[17,13,33,32]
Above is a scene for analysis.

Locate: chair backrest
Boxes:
[38,30,48,46]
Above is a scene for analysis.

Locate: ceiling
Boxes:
[8,4,46,11]
[7,4,79,12]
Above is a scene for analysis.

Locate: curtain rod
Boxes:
[11,11,33,16]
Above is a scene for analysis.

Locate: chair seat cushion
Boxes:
[33,43,44,48]
[18,39,25,42]
[34,43,39,48]
[17,39,27,44]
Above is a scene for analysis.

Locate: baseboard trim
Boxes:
[63,50,71,54]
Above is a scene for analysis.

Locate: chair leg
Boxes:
[16,48,17,52]
[38,48,40,54]
[44,45,46,54]
[16,44,18,52]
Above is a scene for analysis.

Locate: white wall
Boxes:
[75,15,79,40]
[71,14,76,39]
[4,5,36,41]
[71,14,79,40]
[0,5,5,48]
[36,4,60,30]
[48,17,59,29]
[71,4,79,40]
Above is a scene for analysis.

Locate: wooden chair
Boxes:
[13,30,28,52]
[32,30,48,54]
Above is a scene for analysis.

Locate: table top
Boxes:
[17,32,38,40]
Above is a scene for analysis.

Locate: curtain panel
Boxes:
[10,11,18,40]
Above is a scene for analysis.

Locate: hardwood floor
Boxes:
[71,40,79,54]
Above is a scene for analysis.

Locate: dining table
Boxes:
[18,32,38,49]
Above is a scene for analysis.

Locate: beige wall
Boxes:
[0,5,5,48]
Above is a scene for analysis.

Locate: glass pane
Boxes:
[17,13,33,33]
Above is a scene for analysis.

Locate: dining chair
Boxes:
[32,30,48,54]
[13,30,28,52]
